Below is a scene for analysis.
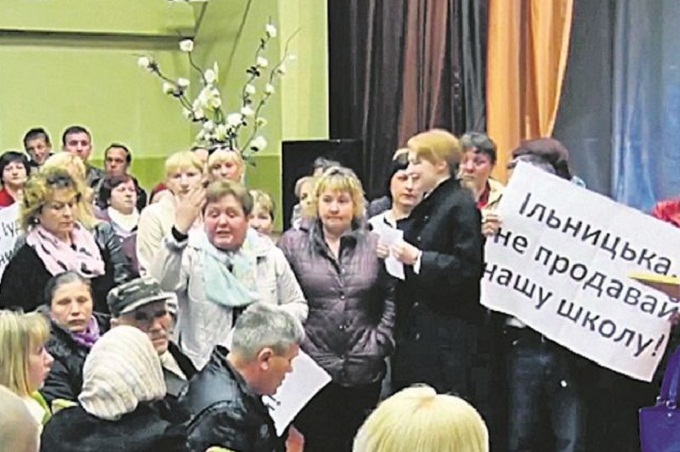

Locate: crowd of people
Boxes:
[0,124,669,452]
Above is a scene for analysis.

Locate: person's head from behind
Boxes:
[104,143,132,177]
[23,128,52,166]
[62,125,93,163]
[0,311,53,398]
[78,325,165,420]
[312,166,365,236]
[0,385,39,452]
[386,148,421,212]
[107,277,175,355]
[249,189,275,236]
[44,272,94,334]
[164,151,204,197]
[229,303,304,396]
[294,176,316,218]
[203,180,253,251]
[509,138,571,181]
[312,156,342,177]
[21,169,82,240]
[459,132,497,196]
[98,174,137,214]
[406,129,462,193]
[208,148,245,183]
[0,151,30,191]
[353,385,488,452]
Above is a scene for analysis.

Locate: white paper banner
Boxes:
[0,204,21,279]
[482,162,679,381]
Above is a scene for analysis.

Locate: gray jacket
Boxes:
[151,228,308,369]
[278,220,395,386]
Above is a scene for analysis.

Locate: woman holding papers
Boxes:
[279,166,396,452]
[389,129,485,399]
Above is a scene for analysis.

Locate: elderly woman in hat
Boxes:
[107,277,196,400]
[40,326,189,452]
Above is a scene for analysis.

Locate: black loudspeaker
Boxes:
[281,139,364,230]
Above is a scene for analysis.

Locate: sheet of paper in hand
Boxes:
[481,162,680,381]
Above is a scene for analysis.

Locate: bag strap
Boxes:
[659,345,680,407]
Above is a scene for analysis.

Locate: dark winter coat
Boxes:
[0,222,134,313]
[179,346,283,452]
[41,313,111,405]
[40,402,188,452]
[278,219,395,387]
[396,177,485,325]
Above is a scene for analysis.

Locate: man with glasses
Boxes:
[107,277,196,400]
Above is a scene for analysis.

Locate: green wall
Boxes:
[0,0,329,225]
[0,0,197,190]
[193,0,328,229]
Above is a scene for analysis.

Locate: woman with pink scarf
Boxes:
[0,169,118,313]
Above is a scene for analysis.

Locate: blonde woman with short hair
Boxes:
[248,189,275,237]
[136,151,205,274]
[208,148,245,183]
[0,310,53,427]
[353,385,488,452]
[279,166,395,451]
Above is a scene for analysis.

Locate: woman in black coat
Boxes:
[389,129,485,401]
[40,272,109,406]
[0,168,132,313]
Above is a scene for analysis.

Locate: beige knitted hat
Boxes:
[78,325,166,420]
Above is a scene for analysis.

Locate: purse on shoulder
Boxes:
[640,346,680,451]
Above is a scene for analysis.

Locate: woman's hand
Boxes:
[390,240,421,266]
[174,187,206,234]
[482,211,502,237]
[376,242,390,259]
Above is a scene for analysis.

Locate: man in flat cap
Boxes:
[107,277,197,400]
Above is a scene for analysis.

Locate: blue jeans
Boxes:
[506,329,586,452]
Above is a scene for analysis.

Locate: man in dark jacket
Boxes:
[390,129,485,401]
[179,302,304,452]
[107,277,197,401]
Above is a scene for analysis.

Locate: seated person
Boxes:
[0,311,53,428]
[0,169,131,312]
[0,151,30,207]
[107,277,197,400]
[40,326,188,452]
[96,175,141,275]
[40,272,110,405]
[179,302,303,452]
[0,385,40,452]
[353,385,488,452]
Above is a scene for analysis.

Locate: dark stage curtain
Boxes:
[327,0,487,198]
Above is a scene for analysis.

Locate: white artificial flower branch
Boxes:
[138,21,296,162]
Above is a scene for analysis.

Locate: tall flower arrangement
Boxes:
[137,23,295,161]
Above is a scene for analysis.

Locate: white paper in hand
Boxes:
[264,350,332,436]
[378,227,405,280]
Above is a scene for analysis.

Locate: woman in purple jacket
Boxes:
[279,166,395,452]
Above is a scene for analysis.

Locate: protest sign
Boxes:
[0,204,21,279]
[482,162,679,381]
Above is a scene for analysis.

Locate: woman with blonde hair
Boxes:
[0,310,54,427]
[137,151,205,275]
[41,153,96,221]
[207,148,245,183]
[353,385,488,452]
[0,169,130,312]
[279,166,395,452]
